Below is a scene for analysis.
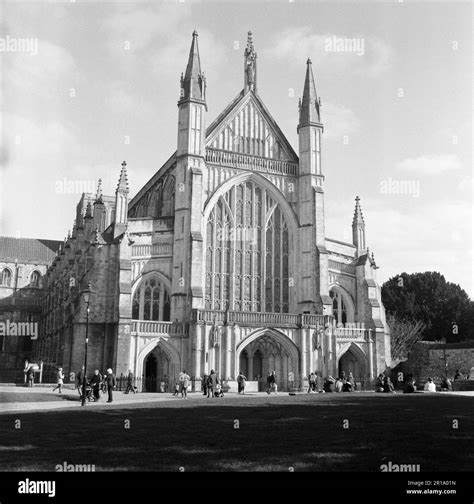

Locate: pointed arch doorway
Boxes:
[143,345,173,392]
[236,329,300,391]
[338,343,367,379]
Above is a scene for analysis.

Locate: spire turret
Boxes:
[116,161,129,194]
[298,58,321,128]
[352,196,365,226]
[113,161,129,239]
[94,178,103,203]
[352,196,366,251]
[179,30,206,104]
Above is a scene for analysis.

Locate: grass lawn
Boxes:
[0,393,473,472]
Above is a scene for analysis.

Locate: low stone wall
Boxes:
[400,341,474,384]
[223,380,259,393]
[452,379,474,391]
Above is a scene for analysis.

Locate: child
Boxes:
[52,367,64,393]
[173,382,180,397]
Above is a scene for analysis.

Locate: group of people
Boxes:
[375,373,396,393]
[71,367,117,403]
[174,370,191,399]
[376,373,457,394]
[321,371,356,393]
[201,370,225,398]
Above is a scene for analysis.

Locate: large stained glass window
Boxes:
[330,288,347,325]
[132,277,171,321]
[205,180,290,313]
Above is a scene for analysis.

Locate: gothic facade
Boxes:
[0,237,61,370]
[35,31,391,390]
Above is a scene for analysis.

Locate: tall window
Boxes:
[30,271,41,288]
[315,129,321,174]
[190,105,201,155]
[330,288,347,325]
[132,277,171,321]
[205,180,290,312]
[1,268,12,286]
[161,177,175,217]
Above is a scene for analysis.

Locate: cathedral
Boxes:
[34,31,391,391]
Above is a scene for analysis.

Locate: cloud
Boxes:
[3,40,78,101]
[101,3,192,54]
[0,113,77,168]
[264,28,392,77]
[147,27,227,86]
[104,82,151,116]
[322,102,360,140]
[325,194,472,297]
[396,154,462,175]
[457,175,473,193]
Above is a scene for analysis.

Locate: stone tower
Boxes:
[172,31,207,322]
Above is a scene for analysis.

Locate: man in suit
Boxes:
[90,369,103,402]
[207,370,218,398]
[105,368,116,403]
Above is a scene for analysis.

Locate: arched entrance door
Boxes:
[144,345,172,392]
[237,330,299,391]
[338,344,367,379]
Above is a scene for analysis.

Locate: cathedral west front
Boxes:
[35,31,391,391]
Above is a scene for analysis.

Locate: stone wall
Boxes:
[400,341,474,382]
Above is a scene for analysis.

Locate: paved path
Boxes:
[1,386,472,414]
[0,385,274,413]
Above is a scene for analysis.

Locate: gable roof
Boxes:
[0,237,62,265]
[129,89,299,207]
[206,90,299,162]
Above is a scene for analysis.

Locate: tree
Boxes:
[387,315,426,367]
[382,272,473,342]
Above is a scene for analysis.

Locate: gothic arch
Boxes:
[203,172,298,313]
[137,337,181,380]
[131,270,171,296]
[337,342,367,378]
[203,172,299,230]
[329,283,355,323]
[131,271,172,321]
[235,328,300,379]
[161,175,175,217]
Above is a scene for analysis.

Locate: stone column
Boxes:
[195,323,202,379]
[368,330,374,379]
[203,324,209,374]
[225,326,232,380]
[300,327,307,380]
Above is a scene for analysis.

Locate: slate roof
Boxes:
[0,237,62,265]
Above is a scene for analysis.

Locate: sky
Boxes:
[0,0,472,297]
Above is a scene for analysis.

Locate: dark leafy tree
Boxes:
[382,272,472,342]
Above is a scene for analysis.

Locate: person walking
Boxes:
[52,367,64,393]
[90,369,102,402]
[208,370,218,398]
[105,368,116,403]
[26,366,35,388]
[237,371,247,394]
[202,373,209,396]
[267,371,277,394]
[179,370,190,399]
[308,372,316,393]
[76,366,85,397]
[124,370,136,394]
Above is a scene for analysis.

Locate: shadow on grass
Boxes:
[0,394,473,472]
